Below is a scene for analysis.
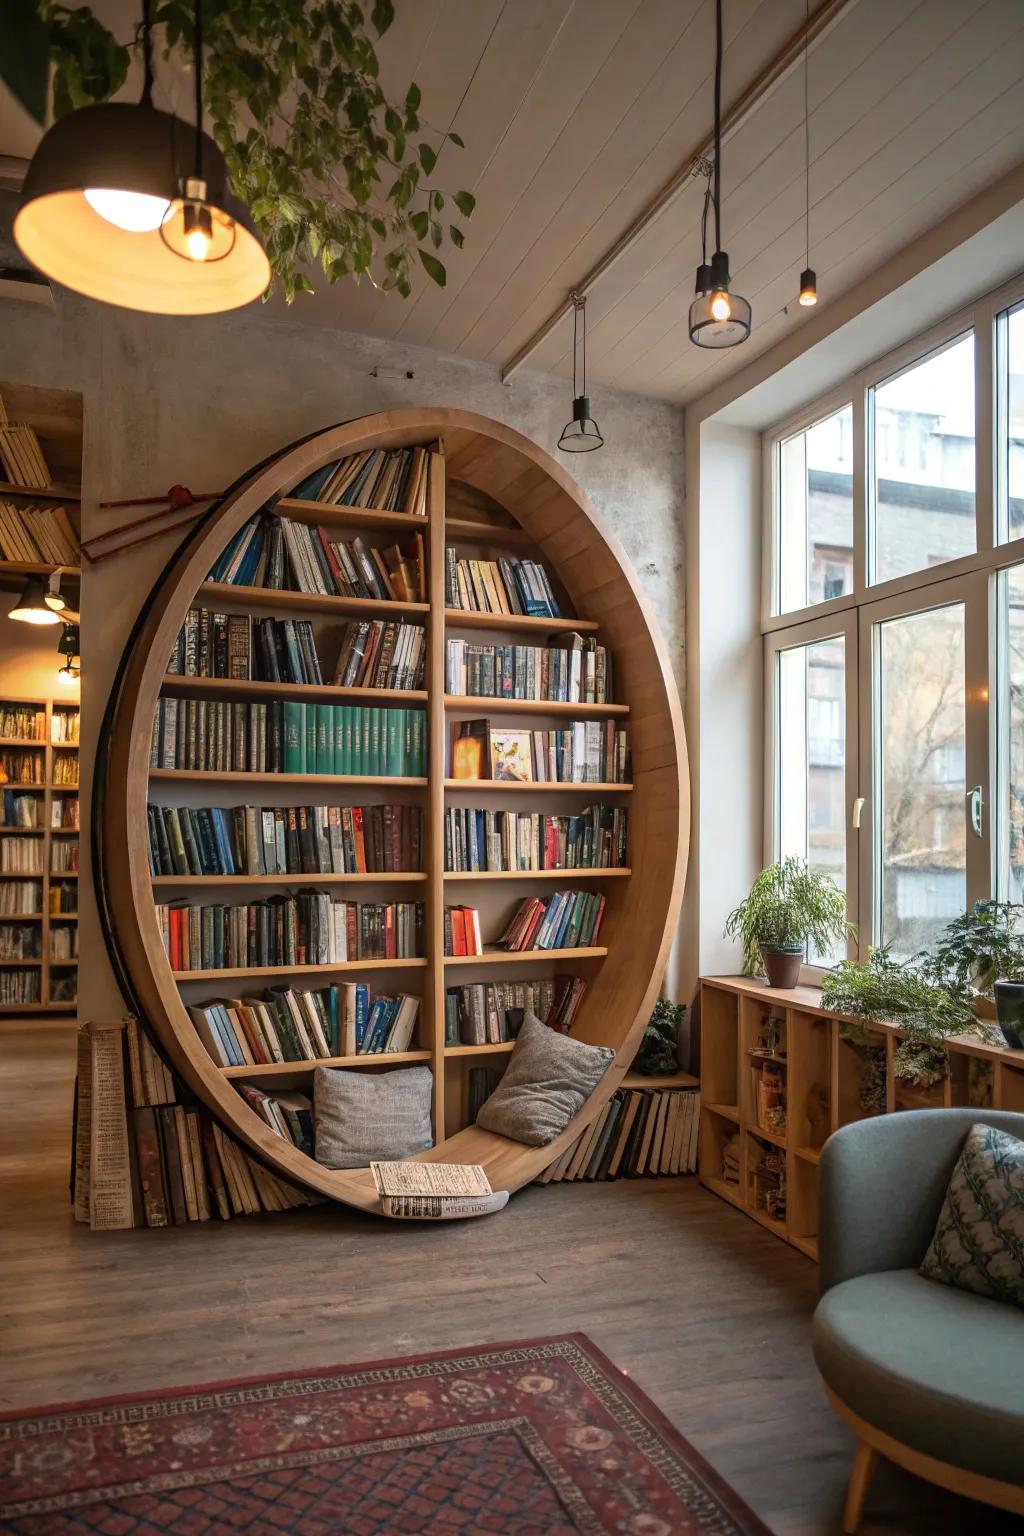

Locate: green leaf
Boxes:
[418,141,437,175]
[371,0,395,35]
[449,224,464,249]
[453,189,475,217]
[448,130,464,148]
[405,81,421,113]
[429,219,442,249]
[418,249,446,286]
[432,190,444,211]
[409,210,429,241]
[0,0,49,124]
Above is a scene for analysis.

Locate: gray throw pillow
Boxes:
[476,1013,613,1147]
[920,1122,1024,1309]
[314,1065,433,1169]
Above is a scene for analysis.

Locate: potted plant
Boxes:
[725,858,853,989]
[925,900,1024,1049]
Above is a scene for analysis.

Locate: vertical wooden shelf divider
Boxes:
[425,446,448,1143]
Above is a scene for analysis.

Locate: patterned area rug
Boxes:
[0,1335,770,1535]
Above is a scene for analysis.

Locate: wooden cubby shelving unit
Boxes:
[0,695,79,1013]
[0,379,83,587]
[102,409,688,1216]
[699,975,1024,1261]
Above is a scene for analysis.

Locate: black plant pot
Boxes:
[760,946,803,989]
[993,980,1024,1050]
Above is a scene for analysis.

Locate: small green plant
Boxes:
[923,900,1024,993]
[634,998,687,1077]
[725,858,853,977]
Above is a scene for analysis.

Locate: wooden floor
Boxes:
[1,1024,1016,1536]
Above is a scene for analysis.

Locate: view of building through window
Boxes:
[1006,304,1024,541]
[999,563,1024,903]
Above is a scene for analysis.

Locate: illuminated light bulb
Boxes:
[186,225,210,261]
[84,187,168,232]
[181,202,215,263]
[710,291,732,322]
[798,267,818,307]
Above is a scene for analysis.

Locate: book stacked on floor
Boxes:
[0,703,44,740]
[445,552,562,618]
[445,976,586,1044]
[120,1017,318,1224]
[50,839,78,873]
[0,500,78,563]
[497,890,606,952]
[148,803,423,878]
[540,1087,700,1183]
[1,836,43,874]
[0,968,40,1004]
[210,514,425,602]
[169,609,323,685]
[370,1161,508,1220]
[0,923,39,959]
[51,707,80,743]
[0,750,42,785]
[2,791,41,828]
[451,719,629,783]
[151,699,427,776]
[333,620,426,690]
[291,446,430,514]
[0,879,41,914]
[190,983,422,1066]
[446,635,613,703]
[444,805,627,872]
[157,895,425,970]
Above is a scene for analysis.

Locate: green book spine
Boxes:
[305,705,318,774]
[410,710,421,775]
[386,709,401,777]
[344,706,355,776]
[283,702,305,774]
[333,707,345,775]
[370,707,382,776]
[360,708,371,777]
[315,705,331,774]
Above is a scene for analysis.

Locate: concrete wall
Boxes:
[0,294,685,1020]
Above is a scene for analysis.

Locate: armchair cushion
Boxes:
[920,1122,1024,1309]
[813,1269,1024,1484]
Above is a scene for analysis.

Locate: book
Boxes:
[146,802,422,877]
[444,805,627,873]
[189,985,421,1063]
[379,1190,510,1219]
[371,1162,492,1198]
[445,636,613,704]
[151,699,427,777]
[445,553,562,618]
[156,896,425,971]
[496,890,606,951]
[540,1089,701,1182]
[444,976,585,1042]
[208,513,426,599]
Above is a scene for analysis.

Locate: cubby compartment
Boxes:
[698,1107,742,1205]
[999,1063,1024,1113]
[788,1155,819,1261]
[894,1050,969,1111]
[788,1010,832,1154]
[835,1029,887,1124]
[741,997,788,1141]
[745,1130,786,1232]
[700,984,740,1113]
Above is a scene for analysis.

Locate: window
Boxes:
[777,404,853,613]
[764,279,1024,971]
[870,333,976,585]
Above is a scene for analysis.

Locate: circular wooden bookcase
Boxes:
[103,409,688,1213]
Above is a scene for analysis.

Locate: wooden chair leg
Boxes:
[842,1440,877,1534]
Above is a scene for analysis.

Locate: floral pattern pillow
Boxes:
[920,1122,1024,1308]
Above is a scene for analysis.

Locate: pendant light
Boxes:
[9,575,61,625]
[57,623,81,683]
[14,0,269,315]
[689,0,751,349]
[558,293,603,453]
[798,0,817,306]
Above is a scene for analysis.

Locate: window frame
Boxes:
[761,265,1024,964]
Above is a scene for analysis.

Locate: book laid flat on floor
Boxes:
[370,1160,509,1219]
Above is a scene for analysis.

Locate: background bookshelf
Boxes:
[699,975,1024,1261]
[0,380,82,580]
[102,408,687,1216]
[0,695,79,1013]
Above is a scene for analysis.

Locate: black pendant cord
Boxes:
[572,298,579,398]
[140,0,154,107]
[713,0,723,254]
[804,0,810,270]
[194,0,204,181]
[580,298,586,398]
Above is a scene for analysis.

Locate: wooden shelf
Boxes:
[275,497,429,533]
[443,867,630,880]
[220,1048,431,1079]
[150,769,427,787]
[445,609,598,635]
[444,516,531,546]
[151,871,427,888]
[704,1102,741,1122]
[0,957,41,966]
[444,1041,517,1057]
[172,957,428,981]
[622,1070,699,1089]
[701,1175,744,1211]
[0,738,47,748]
[749,1123,787,1150]
[444,778,632,794]
[200,581,428,621]
[444,694,628,719]
[794,1145,822,1164]
[444,946,607,966]
[162,674,427,707]
[0,827,44,835]
[0,480,80,502]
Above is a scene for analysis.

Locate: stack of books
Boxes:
[0,923,39,960]
[0,406,51,487]
[210,515,425,603]
[291,447,429,514]
[0,879,41,914]
[51,753,78,786]
[445,635,614,703]
[444,805,627,872]
[498,891,606,951]
[333,620,426,690]
[169,609,323,686]
[1,791,40,828]
[444,905,483,957]
[445,551,562,618]
[451,719,629,783]
[147,802,422,878]
[156,895,425,970]
[0,836,43,874]
[189,984,421,1066]
[445,976,586,1044]
[539,1086,700,1183]
[237,1086,314,1153]
[51,797,79,829]
[0,704,44,740]
[51,708,80,743]
[50,840,79,873]
[370,1161,508,1220]
[0,750,43,785]
[0,969,40,1004]
[150,699,427,776]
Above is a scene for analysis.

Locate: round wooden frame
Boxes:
[103,408,689,1212]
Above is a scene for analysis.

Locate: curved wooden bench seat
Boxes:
[102,409,688,1212]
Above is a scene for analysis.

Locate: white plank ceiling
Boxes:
[3,0,1024,405]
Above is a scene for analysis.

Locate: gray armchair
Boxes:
[813,1109,1024,1533]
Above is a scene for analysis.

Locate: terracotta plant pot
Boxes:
[993,980,1024,1050]
[759,946,802,989]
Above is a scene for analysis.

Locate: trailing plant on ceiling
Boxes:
[3,0,475,302]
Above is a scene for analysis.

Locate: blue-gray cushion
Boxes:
[919,1122,1024,1308]
[475,1013,613,1146]
[812,1269,1024,1484]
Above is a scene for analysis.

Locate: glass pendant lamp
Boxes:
[689,0,751,349]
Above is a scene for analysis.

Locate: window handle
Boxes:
[852,796,865,830]
[967,785,983,839]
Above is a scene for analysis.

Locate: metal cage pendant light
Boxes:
[689,0,751,349]
[558,292,603,453]
[14,0,269,315]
